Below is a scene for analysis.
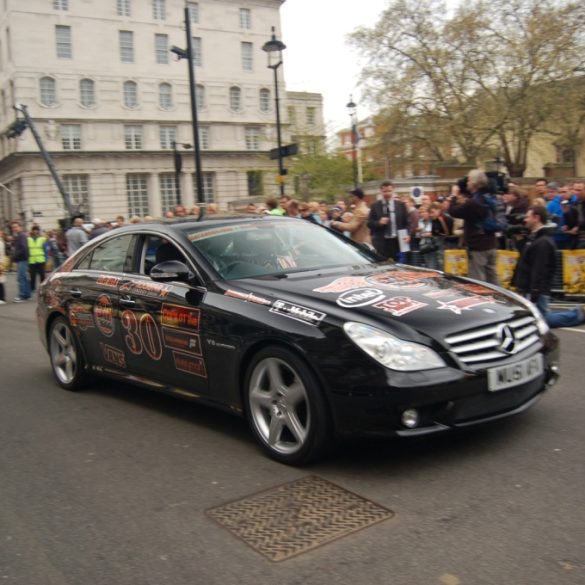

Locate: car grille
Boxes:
[444,315,540,366]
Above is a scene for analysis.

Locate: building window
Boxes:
[247,170,263,197]
[556,146,575,164]
[153,0,166,20]
[192,37,202,67]
[241,42,253,71]
[196,84,205,110]
[159,83,173,110]
[61,124,81,150]
[119,30,134,63]
[79,79,96,107]
[124,125,142,149]
[126,174,149,217]
[159,174,177,212]
[306,107,316,126]
[155,34,168,64]
[159,126,176,149]
[229,86,241,111]
[193,172,215,203]
[117,0,131,17]
[63,175,90,216]
[40,76,57,106]
[259,88,270,112]
[53,0,68,10]
[199,126,209,150]
[56,25,72,59]
[239,8,251,29]
[288,107,296,124]
[187,2,199,23]
[123,80,138,108]
[245,127,260,151]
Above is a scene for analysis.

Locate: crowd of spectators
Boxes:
[2,173,585,308]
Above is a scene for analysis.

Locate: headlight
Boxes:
[343,322,446,371]
[504,290,549,336]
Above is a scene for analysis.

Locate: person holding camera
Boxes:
[448,169,499,285]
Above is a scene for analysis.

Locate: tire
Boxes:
[48,316,88,391]
[244,346,333,465]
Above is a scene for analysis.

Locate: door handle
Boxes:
[69,288,82,298]
[120,297,136,307]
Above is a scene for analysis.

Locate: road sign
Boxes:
[269,143,298,160]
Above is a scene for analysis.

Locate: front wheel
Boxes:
[244,346,333,465]
[49,316,88,391]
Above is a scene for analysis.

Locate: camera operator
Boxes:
[503,185,529,252]
[448,169,499,285]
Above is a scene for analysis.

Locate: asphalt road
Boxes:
[1,273,584,585]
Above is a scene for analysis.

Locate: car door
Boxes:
[117,233,209,397]
[66,233,133,372]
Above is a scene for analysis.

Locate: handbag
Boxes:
[419,238,439,255]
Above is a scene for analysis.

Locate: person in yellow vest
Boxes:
[27,225,47,293]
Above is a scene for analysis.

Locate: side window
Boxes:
[141,236,186,275]
[89,235,133,272]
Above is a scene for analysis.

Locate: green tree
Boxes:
[287,153,356,201]
[350,0,585,176]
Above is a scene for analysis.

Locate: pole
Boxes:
[172,140,182,206]
[184,7,204,206]
[14,104,76,218]
[351,114,358,189]
[273,66,285,196]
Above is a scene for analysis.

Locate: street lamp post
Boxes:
[171,7,204,207]
[346,96,358,189]
[262,27,287,196]
[172,140,192,206]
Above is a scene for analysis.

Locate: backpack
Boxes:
[474,192,508,234]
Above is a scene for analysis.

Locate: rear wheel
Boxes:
[49,316,88,391]
[244,346,332,465]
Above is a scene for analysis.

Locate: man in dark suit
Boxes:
[367,180,408,260]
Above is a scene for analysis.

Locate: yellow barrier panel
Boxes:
[562,250,585,294]
[444,249,468,276]
[496,249,519,289]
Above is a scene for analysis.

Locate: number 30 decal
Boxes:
[121,310,163,360]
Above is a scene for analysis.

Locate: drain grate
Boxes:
[206,475,394,562]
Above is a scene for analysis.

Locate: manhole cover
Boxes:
[206,475,394,561]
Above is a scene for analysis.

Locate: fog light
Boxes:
[401,409,419,429]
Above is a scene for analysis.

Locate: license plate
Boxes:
[487,354,544,392]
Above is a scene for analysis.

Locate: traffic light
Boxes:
[6,119,28,139]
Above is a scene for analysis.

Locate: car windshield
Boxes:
[185,219,375,279]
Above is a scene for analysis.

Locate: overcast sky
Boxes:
[279,0,459,140]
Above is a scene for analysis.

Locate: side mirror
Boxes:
[150,260,195,283]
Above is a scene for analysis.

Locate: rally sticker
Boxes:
[436,296,497,315]
[270,300,326,326]
[366,271,440,290]
[120,280,171,298]
[100,343,126,369]
[173,352,207,378]
[96,275,120,288]
[454,283,494,295]
[313,276,369,293]
[336,288,385,308]
[224,289,271,305]
[373,296,428,316]
[162,328,202,356]
[161,303,200,331]
[69,302,94,331]
[94,294,115,337]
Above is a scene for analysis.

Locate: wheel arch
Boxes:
[237,337,335,427]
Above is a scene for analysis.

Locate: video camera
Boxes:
[457,171,509,197]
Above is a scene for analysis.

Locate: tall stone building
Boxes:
[0,0,321,227]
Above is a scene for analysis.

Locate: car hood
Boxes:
[231,264,531,340]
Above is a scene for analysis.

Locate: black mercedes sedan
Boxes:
[37,216,559,464]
